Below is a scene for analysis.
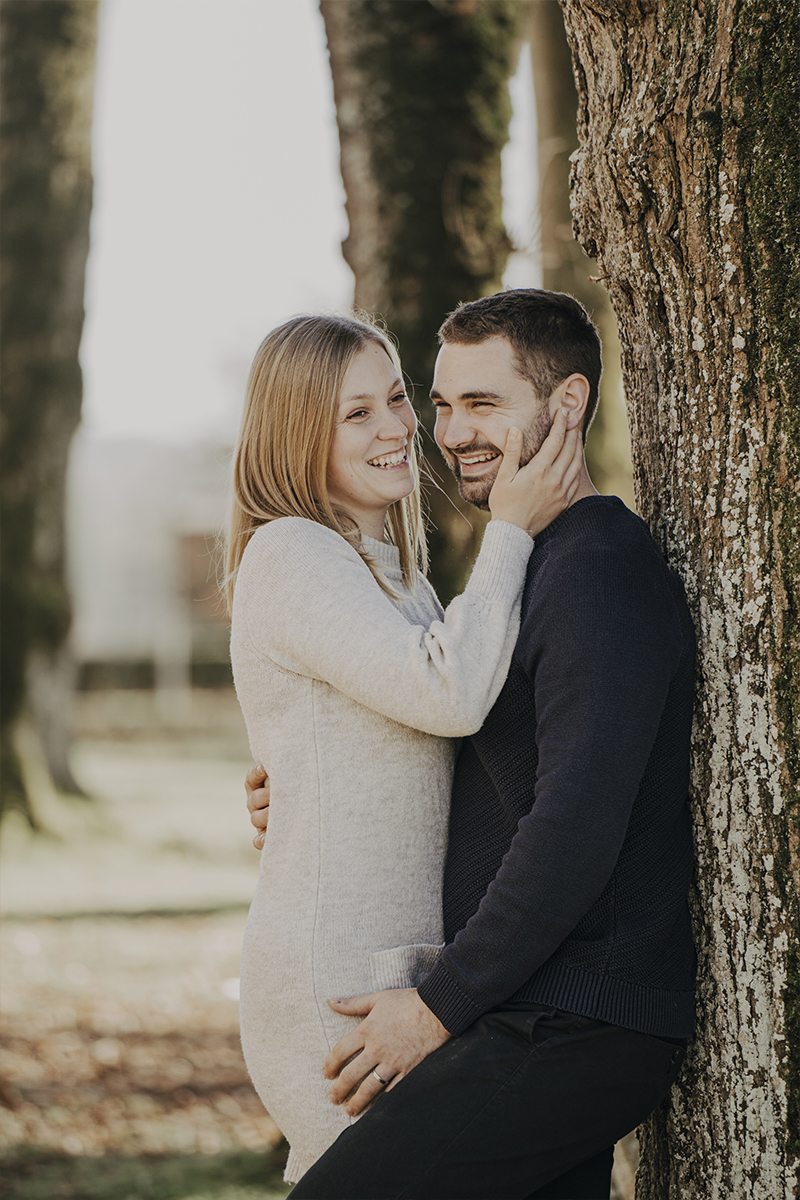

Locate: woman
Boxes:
[227,313,580,1184]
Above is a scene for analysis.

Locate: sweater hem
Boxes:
[509,962,695,1040]
[417,959,484,1036]
[419,959,695,1040]
[285,1147,309,1185]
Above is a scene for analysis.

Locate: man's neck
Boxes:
[567,467,599,507]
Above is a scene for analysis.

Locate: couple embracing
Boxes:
[227,288,696,1200]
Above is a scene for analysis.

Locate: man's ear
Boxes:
[549,374,590,432]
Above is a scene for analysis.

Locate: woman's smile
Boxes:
[367,449,409,469]
[326,342,417,540]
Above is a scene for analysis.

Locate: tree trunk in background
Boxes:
[526,0,633,506]
[319,0,521,601]
[0,1,99,820]
[560,0,798,1194]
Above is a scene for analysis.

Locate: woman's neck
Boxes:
[349,507,389,543]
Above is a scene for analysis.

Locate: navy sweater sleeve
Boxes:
[417,533,686,1036]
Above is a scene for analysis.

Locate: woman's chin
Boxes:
[385,472,417,504]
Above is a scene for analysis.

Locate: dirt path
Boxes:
[0,912,289,1199]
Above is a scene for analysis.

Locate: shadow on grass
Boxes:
[0,1144,291,1200]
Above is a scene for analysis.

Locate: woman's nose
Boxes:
[378,410,411,441]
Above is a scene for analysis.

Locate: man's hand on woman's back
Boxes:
[245,763,270,849]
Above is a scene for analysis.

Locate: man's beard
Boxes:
[444,405,552,511]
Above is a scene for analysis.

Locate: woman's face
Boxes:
[326,342,417,540]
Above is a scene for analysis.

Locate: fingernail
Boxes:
[256,763,265,774]
[344,1106,353,1116]
[509,427,521,438]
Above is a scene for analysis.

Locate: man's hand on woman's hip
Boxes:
[324,988,451,1117]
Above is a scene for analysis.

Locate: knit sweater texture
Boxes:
[417,496,697,1041]
[230,516,533,1182]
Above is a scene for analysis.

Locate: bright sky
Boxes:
[81,0,537,444]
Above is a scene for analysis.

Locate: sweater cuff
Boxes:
[417,958,485,1037]
[465,521,533,605]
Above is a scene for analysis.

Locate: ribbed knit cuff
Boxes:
[417,958,485,1037]
[465,521,533,606]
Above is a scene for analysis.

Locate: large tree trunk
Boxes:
[0,1,99,820]
[319,0,522,601]
[560,0,798,1194]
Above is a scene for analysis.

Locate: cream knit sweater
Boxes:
[231,516,532,1183]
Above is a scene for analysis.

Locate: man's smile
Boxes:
[452,447,501,476]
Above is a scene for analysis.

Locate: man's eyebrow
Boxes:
[429,388,504,401]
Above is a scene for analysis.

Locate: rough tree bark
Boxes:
[319,0,522,601]
[0,1,99,820]
[560,0,799,1195]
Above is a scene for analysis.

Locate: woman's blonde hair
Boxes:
[226,313,427,609]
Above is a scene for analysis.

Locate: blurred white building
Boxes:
[68,431,233,694]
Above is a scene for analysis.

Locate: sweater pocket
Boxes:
[369,943,445,991]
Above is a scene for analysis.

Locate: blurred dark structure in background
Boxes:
[321,0,522,601]
[1,1,99,825]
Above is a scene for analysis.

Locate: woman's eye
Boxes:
[390,393,409,405]
[346,409,368,420]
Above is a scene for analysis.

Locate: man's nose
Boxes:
[441,410,477,449]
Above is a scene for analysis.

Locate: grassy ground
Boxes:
[0,688,637,1199]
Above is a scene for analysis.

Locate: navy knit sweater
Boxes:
[417,496,697,1040]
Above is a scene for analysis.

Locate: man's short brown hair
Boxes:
[437,289,603,437]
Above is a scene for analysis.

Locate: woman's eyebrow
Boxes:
[343,378,405,403]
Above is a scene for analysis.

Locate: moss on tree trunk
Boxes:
[320,0,522,601]
[561,0,799,1192]
[0,0,98,821]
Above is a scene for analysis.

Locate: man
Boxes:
[247,289,696,1199]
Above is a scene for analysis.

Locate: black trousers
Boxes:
[288,1004,686,1200]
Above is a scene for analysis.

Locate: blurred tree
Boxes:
[561,0,798,1194]
[319,0,522,601]
[526,0,633,507]
[0,0,99,822]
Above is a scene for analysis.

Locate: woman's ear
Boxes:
[549,374,590,431]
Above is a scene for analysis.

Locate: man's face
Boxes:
[431,337,550,510]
